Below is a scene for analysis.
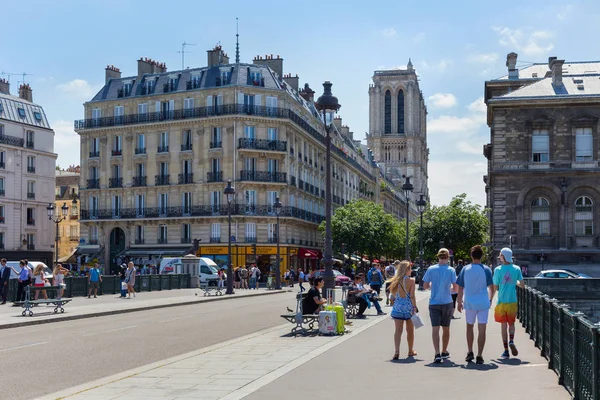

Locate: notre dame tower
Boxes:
[366,60,429,201]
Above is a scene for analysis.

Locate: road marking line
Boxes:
[158,316,190,323]
[83,325,137,337]
[0,341,48,353]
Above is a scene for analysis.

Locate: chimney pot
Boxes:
[0,78,9,95]
[18,83,33,102]
[506,52,519,79]
[549,58,565,86]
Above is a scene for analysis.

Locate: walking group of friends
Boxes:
[233,264,261,290]
[388,245,525,364]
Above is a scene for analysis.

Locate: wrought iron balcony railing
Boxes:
[206,171,223,183]
[238,138,287,152]
[87,179,100,189]
[109,177,123,188]
[178,173,194,184]
[155,175,170,186]
[132,176,147,187]
[239,170,287,183]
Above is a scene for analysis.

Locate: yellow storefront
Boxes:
[197,245,295,277]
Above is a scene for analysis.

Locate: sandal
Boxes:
[392,352,399,360]
[408,351,418,357]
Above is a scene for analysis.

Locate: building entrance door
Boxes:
[109,227,126,274]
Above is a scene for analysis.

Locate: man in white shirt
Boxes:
[298,270,305,292]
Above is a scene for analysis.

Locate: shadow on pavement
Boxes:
[493,358,530,366]
[425,360,460,368]
[460,362,500,371]
[390,357,421,364]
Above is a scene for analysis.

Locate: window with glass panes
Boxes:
[576,128,593,161]
[574,196,594,235]
[531,197,550,236]
[532,129,549,162]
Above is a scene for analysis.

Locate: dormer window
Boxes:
[17,108,26,118]
[143,79,156,95]
[250,71,262,86]
[33,111,42,121]
[221,71,231,85]
[164,75,179,92]
[118,83,132,97]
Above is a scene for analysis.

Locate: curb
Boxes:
[0,289,291,331]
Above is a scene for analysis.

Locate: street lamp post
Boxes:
[224,181,235,295]
[47,202,69,266]
[315,81,341,298]
[416,195,427,290]
[401,176,414,260]
[274,196,283,290]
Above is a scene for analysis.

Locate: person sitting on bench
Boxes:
[350,274,386,318]
[302,277,327,315]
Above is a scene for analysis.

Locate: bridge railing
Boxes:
[517,285,599,400]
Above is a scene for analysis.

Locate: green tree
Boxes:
[409,193,489,262]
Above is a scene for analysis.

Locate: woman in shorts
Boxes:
[387,260,417,360]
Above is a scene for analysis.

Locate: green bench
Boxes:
[13,285,72,316]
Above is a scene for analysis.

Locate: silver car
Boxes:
[534,269,591,279]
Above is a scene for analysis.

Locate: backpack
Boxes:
[385,265,395,278]
[370,269,382,284]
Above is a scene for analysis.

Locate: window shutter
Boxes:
[532,135,549,152]
[576,134,593,157]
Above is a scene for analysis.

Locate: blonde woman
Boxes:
[388,260,417,360]
[53,264,69,299]
[32,264,48,300]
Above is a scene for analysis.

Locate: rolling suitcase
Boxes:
[332,304,345,334]
[318,311,337,335]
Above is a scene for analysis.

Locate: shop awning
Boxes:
[58,248,78,263]
[121,247,192,257]
[297,248,322,259]
[76,245,101,254]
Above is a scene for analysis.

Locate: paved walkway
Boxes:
[41,290,570,400]
[0,288,286,330]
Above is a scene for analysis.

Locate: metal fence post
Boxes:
[593,324,600,400]
[548,298,557,370]
[158,274,162,291]
[572,312,584,399]
[558,305,566,385]
[169,275,173,290]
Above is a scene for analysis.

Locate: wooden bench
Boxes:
[14,286,72,316]
[199,283,223,297]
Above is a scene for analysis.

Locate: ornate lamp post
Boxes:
[416,194,427,290]
[274,196,283,290]
[47,202,69,266]
[224,180,235,294]
[315,81,341,298]
[401,176,414,260]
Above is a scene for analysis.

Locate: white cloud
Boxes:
[467,96,486,114]
[427,93,457,109]
[428,115,482,135]
[428,160,487,207]
[557,5,573,20]
[492,26,554,56]
[421,59,452,72]
[456,141,483,155]
[381,28,397,38]
[413,32,426,43]
[468,53,499,64]
[52,120,80,168]
[57,79,99,101]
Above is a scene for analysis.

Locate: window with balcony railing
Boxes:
[132,176,147,187]
[27,192,35,199]
[135,238,145,244]
[27,244,35,250]
[158,238,168,244]
[157,145,169,153]
[135,147,146,155]
[181,143,193,151]
[27,166,35,173]
[155,175,170,186]
[87,179,100,189]
[181,237,192,244]
[210,141,222,149]
[109,177,123,188]
[178,173,193,184]
[206,171,223,183]
[27,218,35,226]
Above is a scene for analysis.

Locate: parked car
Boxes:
[534,269,591,279]
[310,269,351,286]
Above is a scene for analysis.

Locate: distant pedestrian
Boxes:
[384,261,397,306]
[288,268,296,288]
[218,268,225,289]
[388,260,418,359]
[456,245,495,364]
[423,248,458,363]
[298,269,305,292]
[240,266,249,289]
[88,263,102,298]
[250,265,260,289]
[32,264,48,300]
[493,247,525,359]
[0,258,10,304]
[367,263,384,295]
[53,263,69,299]
[125,262,136,298]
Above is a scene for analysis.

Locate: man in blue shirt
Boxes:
[87,263,102,298]
[423,248,457,363]
[15,260,32,302]
[457,245,495,364]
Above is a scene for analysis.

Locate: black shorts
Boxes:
[429,303,454,327]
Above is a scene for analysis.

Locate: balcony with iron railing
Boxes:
[0,161,4,169]
[0,189,4,196]
[135,147,146,155]
[27,218,35,226]
[89,150,100,158]
[206,171,223,183]
[69,236,80,242]
[132,176,147,187]
[155,175,170,186]
[240,170,286,183]
[210,141,222,149]
[111,149,122,157]
[26,140,34,149]
[27,166,35,173]
[0,216,4,223]
[27,244,35,250]
[238,138,287,152]
[109,177,123,188]
[140,86,155,95]
[157,145,169,153]
[87,179,100,189]
[89,238,99,245]
[178,173,194,184]
[27,192,35,199]
[0,133,25,147]
[246,236,257,243]
[181,143,193,151]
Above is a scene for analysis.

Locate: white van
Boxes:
[7,261,53,281]
[159,257,219,285]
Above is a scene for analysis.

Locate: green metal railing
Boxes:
[518,286,600,399]
[6,274,191,302]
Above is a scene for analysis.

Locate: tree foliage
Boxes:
[409,193,489,262]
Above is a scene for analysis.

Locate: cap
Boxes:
[500,247,513,263]
[437,248,450,258]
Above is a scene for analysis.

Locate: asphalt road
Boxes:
[1,291,296,400]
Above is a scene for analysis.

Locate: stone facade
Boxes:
[484,53,600,269]
[76,49,411,274]
[0,81,56,265]
[366,61,429,201]
[55,169,80,261]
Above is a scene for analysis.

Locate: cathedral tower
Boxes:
[366,60,429,200]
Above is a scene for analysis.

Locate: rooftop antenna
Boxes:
[1,71,34,84]
[178,42,196,70]
[235,17,240,64]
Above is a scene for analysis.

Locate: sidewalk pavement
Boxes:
[0,287,288,330]
[41,290,571,400]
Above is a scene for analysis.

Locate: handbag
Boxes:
[411,313,424,329]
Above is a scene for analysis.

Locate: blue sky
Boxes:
[2,0,598,207]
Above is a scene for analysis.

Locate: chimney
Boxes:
[207,45,229,67]
[105,65,121,84]
[0,78,9,95]
[253,54,283,77]
[137,57,167,81]
[506,52,518,79]
[299,83,315,103]
[283,73,299,91]
[333,116,343,130]
[549,57,565,86]
[19,84,32,102]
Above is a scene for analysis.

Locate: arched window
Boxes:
[574,196,594,235]
[531,197,550,236]
[384,90,391,134]
[397,90,405,133]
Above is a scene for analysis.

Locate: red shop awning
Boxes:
[297,248,322,259]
